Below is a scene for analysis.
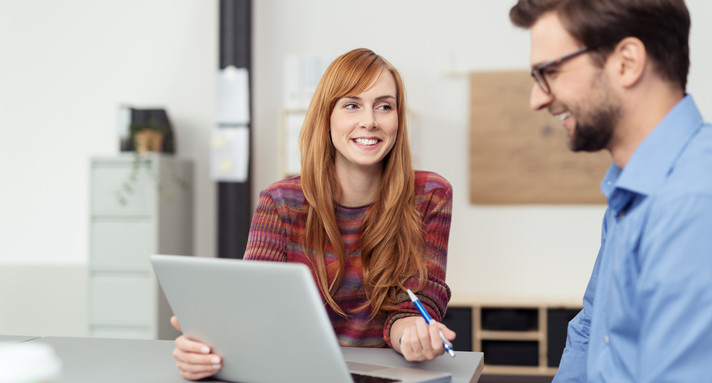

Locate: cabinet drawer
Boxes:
[91,162,156,216]
[90,325,154,340]
[90,219,154,271]
[90,273,155,326]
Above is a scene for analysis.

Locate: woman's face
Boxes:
[329,69,398,174]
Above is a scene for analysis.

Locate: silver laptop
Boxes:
[150,254,452,383]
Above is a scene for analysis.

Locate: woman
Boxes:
[171,48,455,380]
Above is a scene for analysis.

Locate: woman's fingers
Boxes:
[170,315,182,332]
[401,318,435,361]
[173,335,222,380]
[401,318,457,362]
[427,320,455,353]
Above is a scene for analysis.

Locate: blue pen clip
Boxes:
[406,289,455,357]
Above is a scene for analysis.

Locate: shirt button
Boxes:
[604,335,610,344]
[607,181,612,186]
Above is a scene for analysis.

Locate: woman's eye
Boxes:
[377,104,393,111]
[344,103,357,109]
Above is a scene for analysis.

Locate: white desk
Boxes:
[7,336,483,382]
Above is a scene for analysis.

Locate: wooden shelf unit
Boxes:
[445,296,581,377]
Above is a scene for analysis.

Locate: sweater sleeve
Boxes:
[383,174,453,346]
[244,189,288,262]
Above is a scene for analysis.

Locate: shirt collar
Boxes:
[601,95,703,202]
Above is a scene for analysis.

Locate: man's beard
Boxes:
[569,83,620,152]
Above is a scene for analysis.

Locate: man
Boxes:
[509,1,712,382]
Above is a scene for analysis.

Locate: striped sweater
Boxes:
[244,170,452,348]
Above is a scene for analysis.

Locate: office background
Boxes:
[1,0,711,337]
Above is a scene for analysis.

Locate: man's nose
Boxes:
[530,83,554,111]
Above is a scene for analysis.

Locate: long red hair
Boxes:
[298,48,426,318]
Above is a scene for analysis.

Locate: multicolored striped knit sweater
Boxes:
[244,170,452,348]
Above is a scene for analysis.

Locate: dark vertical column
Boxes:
[218,0,252,259]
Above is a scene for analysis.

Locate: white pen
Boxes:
[406,289,456,357]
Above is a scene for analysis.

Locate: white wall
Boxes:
[0,0,217,336]
[0,265,87,336]
[2,0,712,335]
[252,0,712,301]
[0,0,217,266]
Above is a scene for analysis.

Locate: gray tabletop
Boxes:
[0,335,39,348]
[343,347,483,383]
[10,336,482,383]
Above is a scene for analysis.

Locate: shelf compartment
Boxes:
[443,297,582,377]
[481,308,538,331]
[482,340,538,366]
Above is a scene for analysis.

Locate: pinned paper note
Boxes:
[216,66,250,125]
[211,126,249,182]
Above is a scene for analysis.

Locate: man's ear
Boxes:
[613,37,647,88]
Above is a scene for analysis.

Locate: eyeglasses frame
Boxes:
[531,46,590,94]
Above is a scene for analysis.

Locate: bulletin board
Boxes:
[469,71,610,204]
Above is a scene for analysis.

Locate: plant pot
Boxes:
[134,130,164,154]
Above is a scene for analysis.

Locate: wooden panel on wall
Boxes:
[469,71,610,204]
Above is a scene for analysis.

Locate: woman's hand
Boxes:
[392,316,456,362]
[170,316,223,380]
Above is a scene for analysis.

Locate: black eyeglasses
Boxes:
[531,46,590,94]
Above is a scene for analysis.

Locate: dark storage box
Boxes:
[482,340,539,366]
[481,308,538,331]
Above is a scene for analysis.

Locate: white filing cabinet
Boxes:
[88,154,193,340]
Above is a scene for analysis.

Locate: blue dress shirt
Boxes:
[553,95,712,382]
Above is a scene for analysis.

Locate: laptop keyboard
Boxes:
[351,372,401,383]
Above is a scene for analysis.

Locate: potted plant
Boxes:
[128,109,175,154]
[115,107,178,205]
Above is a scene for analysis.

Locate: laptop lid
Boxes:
[150,254,451,383]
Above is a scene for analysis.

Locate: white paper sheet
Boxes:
[215,66,250,125]
[211,126,249,182]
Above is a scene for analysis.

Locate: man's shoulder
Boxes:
[675,124,712,177]
[658,123,712,198]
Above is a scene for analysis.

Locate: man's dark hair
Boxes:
[510,0,690,91]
